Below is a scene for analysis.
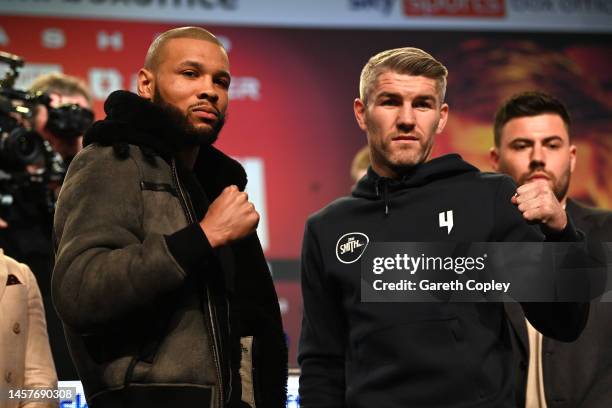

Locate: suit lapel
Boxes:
[505,302,529,356]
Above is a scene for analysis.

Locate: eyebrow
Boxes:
[374,92,400,100]
[509,135,564,144]
[177,60,231,79]
[374,92,437,103]
[413,94,437,103]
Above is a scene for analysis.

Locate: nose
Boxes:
[197,76,219,103]
[396,103,416,132]
[529,143,546,170]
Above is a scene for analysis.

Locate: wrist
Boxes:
[551,211,568,232]
[200,221,223,248]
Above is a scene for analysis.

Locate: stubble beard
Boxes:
[518,164,572,202]
[367,118,436,177]
[550,167,572,202]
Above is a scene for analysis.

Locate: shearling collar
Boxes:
[83,90,247,197]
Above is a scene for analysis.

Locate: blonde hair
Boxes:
[350,145,371,182]
[29,72,93,106]
[359,47,448,105]
[144,26,224,71]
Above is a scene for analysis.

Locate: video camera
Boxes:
[0,51,93,218]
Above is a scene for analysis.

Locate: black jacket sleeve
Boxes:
[298,218,347,408]
[493,177,589,342]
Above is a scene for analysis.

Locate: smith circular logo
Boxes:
[336,232,369,264]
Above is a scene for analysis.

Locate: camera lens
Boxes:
[0,128,46,170]
[46,104,94,139]
[16,130,37,157]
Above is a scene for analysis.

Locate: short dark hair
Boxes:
[144,26,224,72]
[493,91,572,146]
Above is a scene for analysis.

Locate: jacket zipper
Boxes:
[171,159,226,407]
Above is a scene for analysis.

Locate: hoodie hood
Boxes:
[83,90,247,198]
[352,154,479,215]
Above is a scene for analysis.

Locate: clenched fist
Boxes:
[512,179,567,232]
[200,185,259,248]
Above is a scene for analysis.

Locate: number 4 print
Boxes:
[439,210,453,234]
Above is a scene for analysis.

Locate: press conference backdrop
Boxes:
[1,1,611,368]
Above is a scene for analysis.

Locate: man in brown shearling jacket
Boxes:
[52,27,287,408]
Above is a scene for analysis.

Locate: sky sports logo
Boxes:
[404,0,505,17]
[348,0,506,17]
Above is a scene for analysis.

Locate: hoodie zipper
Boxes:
[171,159,226,407]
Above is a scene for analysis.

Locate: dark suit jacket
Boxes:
[507,199,612,408]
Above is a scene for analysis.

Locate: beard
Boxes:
[153,88,225,147]
[519,166,571,202]
[551,170,571,202]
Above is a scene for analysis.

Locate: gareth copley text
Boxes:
[372,279,511,293]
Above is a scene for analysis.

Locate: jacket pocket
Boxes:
[140,181,178,196]
[351,317,482,406]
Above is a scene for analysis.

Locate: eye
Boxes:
[182,70,198,78]
[414,100,433,109]
[511,142,529,150]
[380,98,399,106]
[546,141,561,149]
[215,78,230,89]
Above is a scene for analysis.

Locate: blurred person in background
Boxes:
[350,145,370,185]
[0,72,94,380]
[491,91,612,408]
[441,40,612,209]
[0,249,57,408]
[28,73,93,167]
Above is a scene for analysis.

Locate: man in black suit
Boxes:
[490,91,612,408]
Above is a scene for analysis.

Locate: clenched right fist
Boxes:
[200,185,259,248]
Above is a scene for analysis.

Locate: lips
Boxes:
[392,135,418,142]
[527,172,551,181]
[191,105,218,122]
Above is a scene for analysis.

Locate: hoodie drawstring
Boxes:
[375,179,390,217]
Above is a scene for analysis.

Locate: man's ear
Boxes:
[490,147,500,171]
[569,144,577,174]
[436,103,449,134]
[354,98,367,132]
[137,68,155,100]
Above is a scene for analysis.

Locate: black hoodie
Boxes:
[298,154,586,408]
